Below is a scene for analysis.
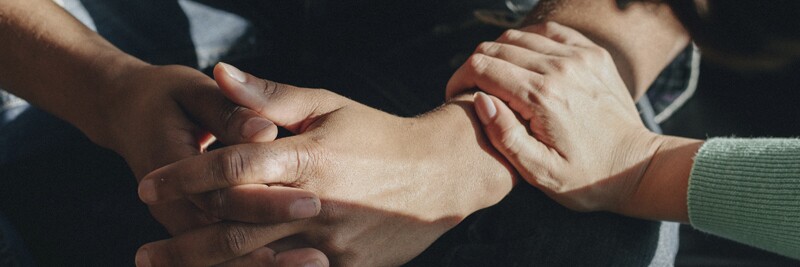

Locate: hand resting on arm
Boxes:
[447,21,702,222]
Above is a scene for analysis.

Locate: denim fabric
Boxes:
[76,0,267,69]
[0,1,680,266]
[0,213,35,267]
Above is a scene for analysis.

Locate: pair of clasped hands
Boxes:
[126,22,656,267]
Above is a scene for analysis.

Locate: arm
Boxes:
[522,0,690,99]
[130,1,695,265]
[0,0,144,142]
[445,0,696,220]
[133,65,516,267]
[449,5,800,260]
[448,18,703,222]
[0,0,281,163]
[1,0,326,248]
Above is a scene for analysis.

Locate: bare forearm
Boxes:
[617,135,703,223]
[524,0,690,99]
[0,0,146,134]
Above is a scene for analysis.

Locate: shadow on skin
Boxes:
[0,103,666,267]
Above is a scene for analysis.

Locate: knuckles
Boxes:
[541,21,566,41]
[192,190,227,220]
[499,29,522,43]
[260,79,281,101]
[547,57,571,73]
[218,102,247,139]
[475,41,501,56]
[217,225,251,258]
[214,148,249,187]
[465,54,490,78]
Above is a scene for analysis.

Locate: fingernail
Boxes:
[135,247,151,267]
[241,117,273,139]
[474,92,497,124]
[290,197,320,219]
[138,179,158,203]
[304,260,324,267]
[220,62,247,83]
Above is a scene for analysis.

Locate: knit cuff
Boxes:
[688,138,800,259]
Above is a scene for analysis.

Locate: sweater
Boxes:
[688,138,800,260]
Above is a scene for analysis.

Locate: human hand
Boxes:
[446,22,661,213]
[0,0,322,259]
[81,63,321,236]
[133,64,515,266]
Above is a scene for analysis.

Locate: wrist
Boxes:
[617,134,703,222]
[70,53,151,150]
[412,94,516,218]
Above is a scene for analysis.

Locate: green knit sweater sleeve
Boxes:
[688,138,800,259]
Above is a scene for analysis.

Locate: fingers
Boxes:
[273,248,329,267]
[473,92,554,188]
[213,247,328,267]
[520,21,596,48]
[447,54,543,120]
[193,185,321,223]
[148,200,219,235]
[135,222,302,267]
[173,79,279,146]
[473,41,554,75]
[213,247,277,267]
[495,28,572,56]
[446,22,598,100]
[138,140,316,204]
[214,63,347,133]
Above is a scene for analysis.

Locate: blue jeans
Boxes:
[0,1,678,265]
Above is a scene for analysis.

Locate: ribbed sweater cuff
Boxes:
[688,138,800,260]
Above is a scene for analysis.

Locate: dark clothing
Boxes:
[0,1,685,265]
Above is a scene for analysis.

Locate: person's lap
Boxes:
[0,1,677,265]
[0,212,34,267]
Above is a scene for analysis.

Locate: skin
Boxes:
[1,0,692,265]
[136,1,693,265]
[515,0,691,100]
[134,64,516,267]
[0,0,322,264]
[448,21,703,223]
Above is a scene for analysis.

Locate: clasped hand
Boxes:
[132,64,513,266]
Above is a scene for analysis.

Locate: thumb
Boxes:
[214,63,346,133]
[474,92,551,186]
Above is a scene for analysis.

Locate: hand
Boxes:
[89,63,328,265]
[133,64,515,266]
[89,63,325,234]
[0,0,323,261]
[446,22,661,213]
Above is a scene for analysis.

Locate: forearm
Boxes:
[523,0,690,99]
[626,137,800,259]
[618,135,703,223]
[0,0,147,135]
